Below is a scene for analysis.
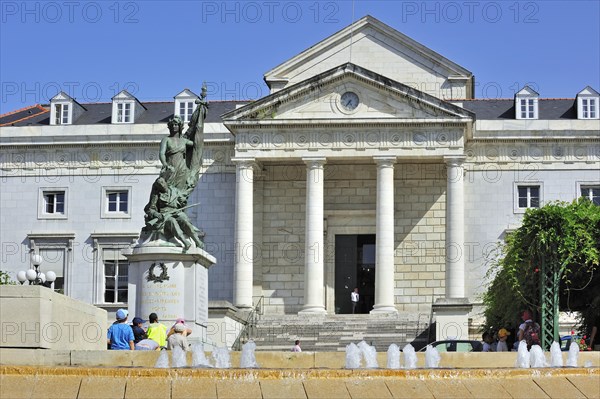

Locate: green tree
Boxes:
[0,270,16,285]
[483,199,600,335]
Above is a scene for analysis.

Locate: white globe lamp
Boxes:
[25,269,37,282]
[46,271,57,283]
[31,254,43,268]
[17,271,27,284]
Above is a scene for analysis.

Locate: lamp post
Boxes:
[17,254,56,288]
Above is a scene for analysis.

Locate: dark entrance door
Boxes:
[334,234,376,314]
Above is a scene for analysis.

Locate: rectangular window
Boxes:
[44,191,65,214]
[117,103,132,123]
[103,249,129,303]
[54,104,70,125]
[102,187,131,218]
[520,99,535,119]
[582,99,597,119]
[40,247,65,294]
[107,191,128,213]
[179,101,195,122]
[62,104,70,124]
[517,186,540,208]
[581,185,600,205]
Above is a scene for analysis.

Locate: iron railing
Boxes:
[232,296,264,351]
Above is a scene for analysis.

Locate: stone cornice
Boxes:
[0,139,232,150]
[235,129,464,159]
[0,143,235,172]
[227,119,470,130]
[465,141,600,164]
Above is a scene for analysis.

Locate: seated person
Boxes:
[167,317,193,337]
[167,323,189,351]
[135,338,160,351]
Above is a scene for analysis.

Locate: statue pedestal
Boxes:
[432,297,472,341]
[124,244,216,341]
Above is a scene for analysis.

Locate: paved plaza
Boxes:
[1,366,599,399]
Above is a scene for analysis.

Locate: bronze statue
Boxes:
[142,84,208,250]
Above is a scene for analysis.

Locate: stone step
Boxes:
[246,313,433,352]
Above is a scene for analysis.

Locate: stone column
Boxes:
[444,156,466,298]
[371,156,398,314]
[299,157,327,314]
[233,158,255,309]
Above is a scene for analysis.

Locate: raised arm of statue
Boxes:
[183,83,208,175]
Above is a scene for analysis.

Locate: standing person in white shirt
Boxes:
[351,287,359,314]
[291,340,302,352]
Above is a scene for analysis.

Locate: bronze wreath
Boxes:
[147,262,169,283]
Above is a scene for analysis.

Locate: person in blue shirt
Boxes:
[107,308,134,350]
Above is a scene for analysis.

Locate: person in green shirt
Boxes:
[146,312,167,348]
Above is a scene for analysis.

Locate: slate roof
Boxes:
[460,99,577,120]
[0,98,586,126]
[0,105,48,126]
[1,101,247,127]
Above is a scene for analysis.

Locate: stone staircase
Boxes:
[244,312,433,352]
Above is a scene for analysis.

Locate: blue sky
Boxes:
[1,1,599,113]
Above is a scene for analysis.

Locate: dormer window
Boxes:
[515,86,539,120]
[577,86,600,120]
[581,99,596,119]
[112,90,146,124]
[54,103,70,124]
[519,98,535,119]
[178,101,195,122]
[117,103,132,123]
[174,89,199,123]
[49,91,85,125]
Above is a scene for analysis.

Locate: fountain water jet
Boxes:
[386,344,401,369]
[155,349,170,368]
[529,345,547,368]
[566,341,579,367]
[550,341,563,367]
[345,343,361,369]
[172,346,188,368]
[191,343,212,368]
[515,341,530,368]
[357,341,378,369]
[425,345,441,368]
[403,343,417,369]
[240,340,259,368]
[212,346,231,368]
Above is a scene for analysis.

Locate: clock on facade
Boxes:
[340,91,360,111]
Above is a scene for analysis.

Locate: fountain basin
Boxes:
[1,365,598,399]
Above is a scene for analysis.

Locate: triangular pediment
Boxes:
[112,90,137,101]
[264,15,473,99]
[223,63,473,126]
[577,86,599,97]
[515,86,539,97]
[174,88,199,99]
[51,91,73,102]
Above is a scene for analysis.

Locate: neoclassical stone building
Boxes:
[1,16,598,346]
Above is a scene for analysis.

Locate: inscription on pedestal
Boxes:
[140,262,184,320]
[196,265,208,326]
